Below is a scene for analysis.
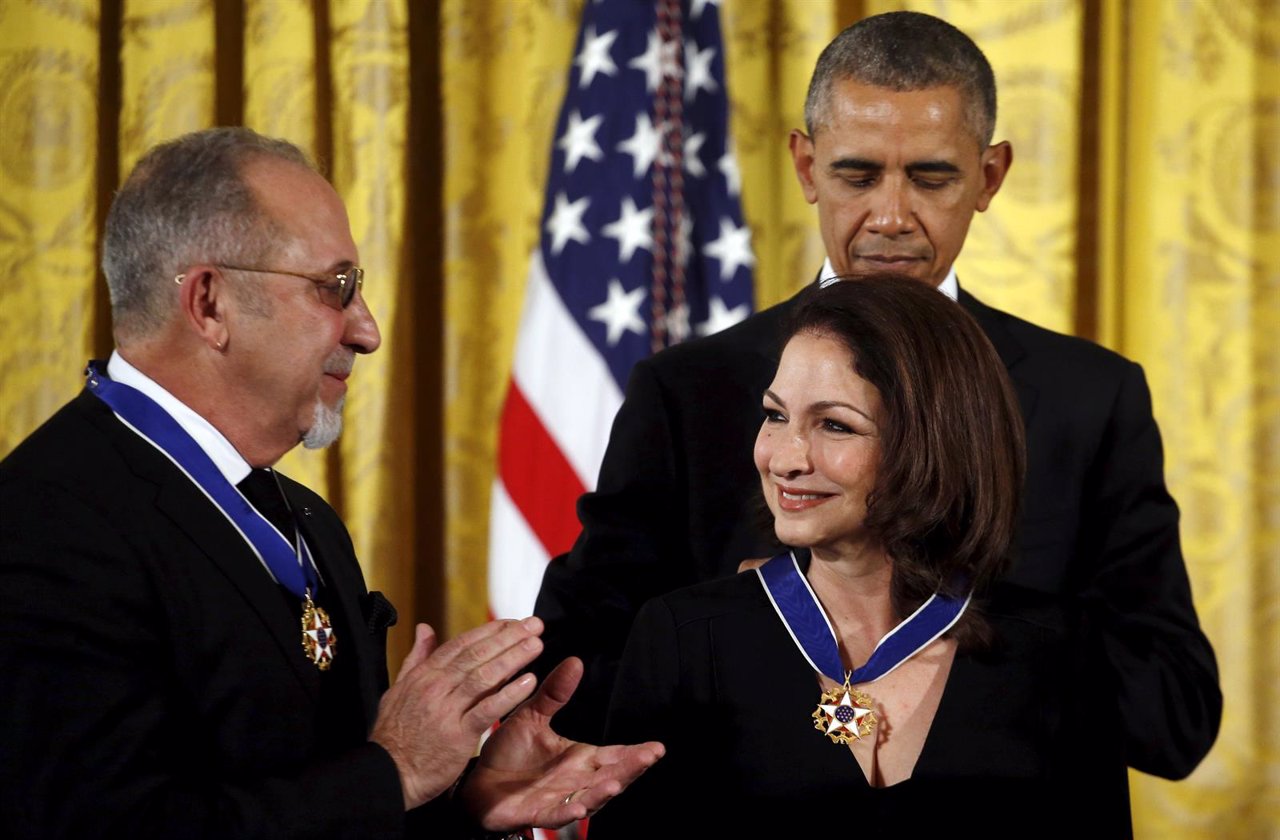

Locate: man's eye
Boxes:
[914,177,953,190]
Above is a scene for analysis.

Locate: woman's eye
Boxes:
[762,408,785,423]
[823,418,853,434]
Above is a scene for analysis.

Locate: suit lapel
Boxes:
[83,392,320,696]
[288,493,384,728]
[958,287,1040,424]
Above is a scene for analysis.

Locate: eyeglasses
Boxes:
[175,264,365,310]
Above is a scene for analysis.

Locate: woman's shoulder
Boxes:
[643,568,774,629]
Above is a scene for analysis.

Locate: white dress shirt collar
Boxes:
[107,351,252,486]
[818,258,959,302]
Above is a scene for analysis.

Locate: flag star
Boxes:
[617,112,662,178]
[558,110,605,173]
[545,192,591,255]
[704,216,755,280]
[684,41,719,102]
[629,29,681,93]
[684,131,707,178]
[696,296,750,336]
[588,279,646,346]
[719,147,742,196]
[666,302,691,344]
[575,25,618,88]
[690,0,722,20]
[602,197,654,263]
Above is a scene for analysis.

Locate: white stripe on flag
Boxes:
[488,479,552,619]
[511,251,624,489]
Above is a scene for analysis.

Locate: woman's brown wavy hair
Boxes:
[781,275,1026,646]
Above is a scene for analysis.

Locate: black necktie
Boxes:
[237,468,296,549]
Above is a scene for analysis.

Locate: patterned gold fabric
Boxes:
[0,1,1275,834]
[0,0,100,453]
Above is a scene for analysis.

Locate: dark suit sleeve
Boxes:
[1077,362,1221,778]
[0,479,408,840]
[534,359,692,742]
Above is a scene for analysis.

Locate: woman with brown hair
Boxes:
[591,275,1129,836]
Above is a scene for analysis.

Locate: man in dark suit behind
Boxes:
[535,11,1220,784]
[0,127,660,839]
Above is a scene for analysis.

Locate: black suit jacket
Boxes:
[535,285,1221,778]
[591,570,1133,838]
[0,391,410,839]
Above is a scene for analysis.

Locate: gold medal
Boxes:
[813,678,877,744]
[301,592,336,670]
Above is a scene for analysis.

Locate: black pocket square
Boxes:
[361,591,398,634]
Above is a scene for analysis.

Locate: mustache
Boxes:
[324,350,355,377]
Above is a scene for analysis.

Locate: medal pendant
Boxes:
[813,679,877,744]
[301,594,336,670]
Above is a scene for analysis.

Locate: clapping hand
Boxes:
[460,657,665,831]
[371,619,546,809]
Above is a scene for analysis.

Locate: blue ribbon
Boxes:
[85,360,319,599]
[756,551,969,685]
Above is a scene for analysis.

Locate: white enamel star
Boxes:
[819,688,874,740]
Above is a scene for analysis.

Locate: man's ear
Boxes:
[176,266,229,352]
[975,140,1013,213]
[789,129,819,205]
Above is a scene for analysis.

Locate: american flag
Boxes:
[488,0,755,622]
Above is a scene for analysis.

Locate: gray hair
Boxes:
[804,11,997,148]
[102,126,315,340]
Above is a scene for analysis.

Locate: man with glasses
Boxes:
[0,127,661,839]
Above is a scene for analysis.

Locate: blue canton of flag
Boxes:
[541,0,754,391]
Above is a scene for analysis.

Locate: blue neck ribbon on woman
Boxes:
[756,551,969,685]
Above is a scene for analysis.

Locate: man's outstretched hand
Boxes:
[460,657,665,831]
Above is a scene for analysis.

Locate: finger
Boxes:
[468,671,539,729]
[433,617,543,672]
[394,623,438,684]
[554,780,619,819]
[558,742,665,814]
[462,634,543,699]
[539,799,592,828]
[522,656,583,722]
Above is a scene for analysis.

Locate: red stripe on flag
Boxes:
[498,381,586,557]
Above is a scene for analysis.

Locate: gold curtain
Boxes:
[0,0,1276,835]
